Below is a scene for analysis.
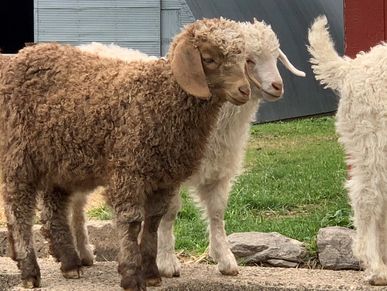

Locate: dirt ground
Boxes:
[2,257,387,291]
[0,188,106,226]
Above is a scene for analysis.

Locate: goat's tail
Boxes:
[307,15,350,91]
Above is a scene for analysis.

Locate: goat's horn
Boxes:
[278,49,306,77]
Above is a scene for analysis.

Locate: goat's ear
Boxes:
[245,63,261,90]
[171,37,211,99]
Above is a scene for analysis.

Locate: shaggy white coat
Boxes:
[308,15,387,286]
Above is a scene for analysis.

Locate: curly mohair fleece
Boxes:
[0,18,247,289]
[77,19,302,278]
[308,16,387,286]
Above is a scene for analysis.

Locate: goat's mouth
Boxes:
[228,96,246,106]
[245,64,282,102]
[224,91,249,106]
[261,89,282,102]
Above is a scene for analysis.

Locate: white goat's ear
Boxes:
[171,37,211,99]
[245,63,261,89]
[278,49,306,77]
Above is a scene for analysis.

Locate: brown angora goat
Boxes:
[0,18,250,290]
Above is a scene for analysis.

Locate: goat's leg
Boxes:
[156,189,181,277]
[40,187,82,279]
[380,201,387,265]
[70,192,95,266]
[108,174,146,291]
[195,178,238,275]
[3,181,40,288]
[348,176,387,285]
[142,188,176,286]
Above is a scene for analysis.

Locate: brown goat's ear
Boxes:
[171,38,211,99]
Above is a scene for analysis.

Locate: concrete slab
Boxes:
[1,257,387,290]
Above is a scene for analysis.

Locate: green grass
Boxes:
[87,116,351,256]
[87,204,112,221]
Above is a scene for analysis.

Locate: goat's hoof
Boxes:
[146,276,162,287]
[80,244,95,267]
[157,252,181,278]
[81,257,94,267]
[22,277,41,289]
[220,268,239,276]
[121,274,146,291]
[62,267,83,279]
[368,274,387,286]
[217,258,239,276]
[209,246,239,276]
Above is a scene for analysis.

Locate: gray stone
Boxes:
[0,228,7,257]
[266,259,299,268]
[0,225,49,258]
[228,232,307,267]
[87,220,118,261]
[317,226,361,270]
[0,221,118,261]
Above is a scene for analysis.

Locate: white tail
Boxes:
[307,15,349,90]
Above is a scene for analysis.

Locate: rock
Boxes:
[266,259,299,268]
[0,221,118,261]
[228,232,307,267]
[87,220,118,261]
[317,226,361,270]
[0,225,50,258]
[0,229,7,257]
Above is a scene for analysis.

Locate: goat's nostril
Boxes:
[238,85,250,97]
[272,82,283,91]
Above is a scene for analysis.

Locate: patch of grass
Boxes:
[172,116,350,255]
[87,204,113,220]
[86,116,350,256]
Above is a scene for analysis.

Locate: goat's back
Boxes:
[0,43,220,193]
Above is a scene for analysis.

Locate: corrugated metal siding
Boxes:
[179,0,195,27]
[160,0,195,56]
[161,9,180,56]
[185,0,343,123]
[162,0,180,9]
[35,0,160,9]
[34,0,161,55]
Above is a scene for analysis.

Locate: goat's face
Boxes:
[170,18,251,105]
[240,19,284,102]
[246,49,284,102]
[197,41,251,105]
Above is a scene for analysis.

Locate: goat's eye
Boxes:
[247,59,255,65]
[203,58,215,64]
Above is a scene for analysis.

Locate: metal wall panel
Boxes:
[35,0,160,9]
[185,0,343,123]
[34,0,342,122]
[34,0,161,55]
[161,9,180,56]
[160,0,195,56]
[179,0,195,27]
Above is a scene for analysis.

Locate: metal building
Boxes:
[183,0,344,122]
[32,0,343,122]
[34,0,194,56]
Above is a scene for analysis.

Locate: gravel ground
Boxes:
[2,257,387,291]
